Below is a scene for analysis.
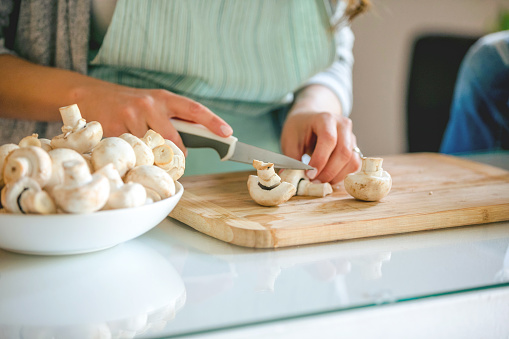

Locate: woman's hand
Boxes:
[0,55,233,154]
[74,82,233,154]
[280,85,361,184]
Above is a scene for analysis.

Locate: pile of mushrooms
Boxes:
[0,104,185,214]
[247,160,333,207]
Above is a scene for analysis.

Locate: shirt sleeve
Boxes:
[304,25,355,117]
[0,0,16,56]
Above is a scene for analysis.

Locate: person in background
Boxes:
[440,30,509,154]
[0,0,369,183]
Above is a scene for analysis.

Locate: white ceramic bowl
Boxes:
[0,182,183,255]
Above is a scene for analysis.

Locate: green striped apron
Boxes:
[89,0,336,176]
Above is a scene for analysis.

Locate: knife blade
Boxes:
[170,119,314,170]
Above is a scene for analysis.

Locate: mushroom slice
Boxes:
[2,146,52,188]
[156,140,185,181]
[95,163,147,210]
[52,160,110,213]
[0,143,20,188]
[51,104,103,154]
[344,157,392,202]
[91,137,136,177]
[279,169,332,197]
[247,160,296,207]
[1,176,56,214]
[125,165,175,200]
[120,133,155,166]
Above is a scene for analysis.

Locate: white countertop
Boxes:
[0,152,508,338]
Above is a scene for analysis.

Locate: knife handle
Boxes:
[170,119,238,161]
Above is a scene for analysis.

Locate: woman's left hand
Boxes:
[280,85,361,184]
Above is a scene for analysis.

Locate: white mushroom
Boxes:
[279,169,333,197]
[91,137,136,177]
[2,146,52,188]
[18,133,42,148]
[45,148,89,194]
[125,165,175,200]
[156,140,185,181]
[141,129,165,149]
[0,143,19,188]
[95,163,147,210]
[247,160,296,207]
[39,138,53,152]
[0,176,56,214]
[52,160,110,213]
[119,133,155,166]
[51,104,103,153]
[344,157,392,202]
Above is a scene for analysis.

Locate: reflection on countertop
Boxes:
[0,241,186,339]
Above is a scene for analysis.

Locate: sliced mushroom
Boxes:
[91,137,136,177]
[1,176,56,214]
[247,160,296,207]
[344,157,392,202]
[279,169,333,197]
[119,133,155,166]
[125,165,175,200]
[52,160,110,213]
[51,104,103,153]
[0,143,19,188]
[45,148,89,194]
[2,146,52,188]
[95,163,147,210]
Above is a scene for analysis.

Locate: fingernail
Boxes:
[220,125,233,136]
[306,169,317,179]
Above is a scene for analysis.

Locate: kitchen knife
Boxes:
[170,119,314,170]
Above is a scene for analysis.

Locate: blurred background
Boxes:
[349,0,509,156]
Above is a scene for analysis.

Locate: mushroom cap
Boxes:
[125,165,175,199]
[0,143,20,187]
[120,133,155,166]
[52,160,110,213]
[46,148,88,192]
[105,182,147,210]
[247,175,296,207]
[2,146,52,188]
[18,134,41,148]
[39,138,53,152]
[344,171,392,202]
[91,137,137,177]
[51,121,103,154]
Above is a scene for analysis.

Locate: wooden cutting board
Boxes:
[170,153,509,248]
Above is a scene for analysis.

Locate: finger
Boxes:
[306,114,337,180]
[165,93,233,137]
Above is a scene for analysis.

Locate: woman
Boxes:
[0,0,369,183]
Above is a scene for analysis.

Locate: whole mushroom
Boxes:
[51,104,103,154]
[95,163,147,210]
[1,176,56,214]
[156,140,185,181]
[52,160,110,213]
[0,143,19,188]
[45,148,90,194]
[2,146,52,188]
[119,133,155,166]
[91,137,136,177]
[125,165,175,200]
[344,157,392,202]
[247,160,296,207]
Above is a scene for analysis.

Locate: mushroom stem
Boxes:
[361,157,383,173]
[142,130,165,149]
[59,104,85,132]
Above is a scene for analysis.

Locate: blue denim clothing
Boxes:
[440,30,509,154]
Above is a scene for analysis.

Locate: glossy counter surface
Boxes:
[0,152,508,338]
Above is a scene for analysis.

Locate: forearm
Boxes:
[0,54,99,121]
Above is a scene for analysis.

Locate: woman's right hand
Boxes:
[0,55,232,154]
[74,81,233,154]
